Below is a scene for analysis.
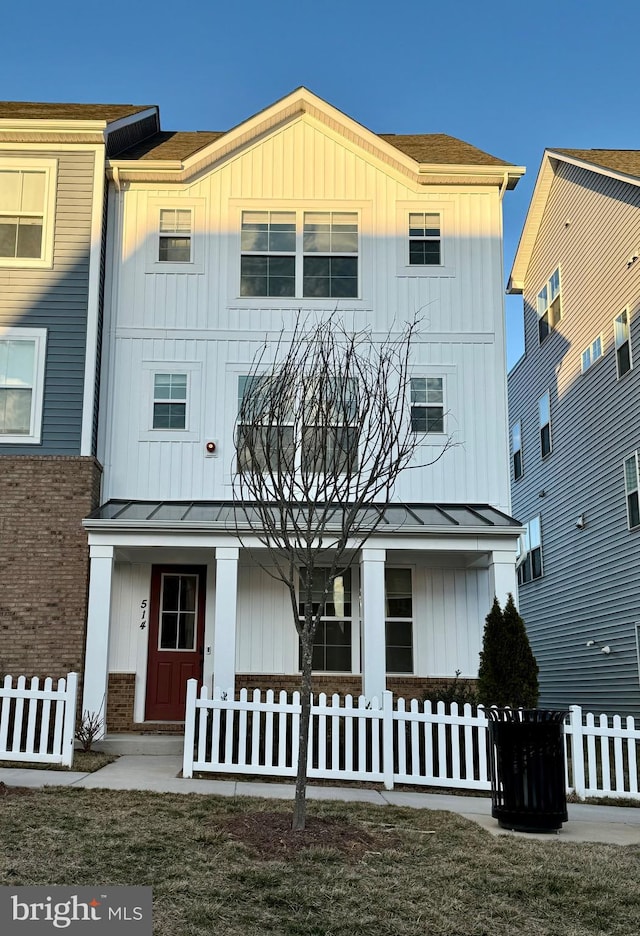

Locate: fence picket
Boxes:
[180,686,640,800]
[0,673,77,767]
[39,678,53,756]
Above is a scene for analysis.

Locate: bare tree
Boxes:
[232,313,452,830]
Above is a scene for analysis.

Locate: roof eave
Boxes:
[82,518,521,536]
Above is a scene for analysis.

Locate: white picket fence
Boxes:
[183,681,640,800]
[0,673,78,767]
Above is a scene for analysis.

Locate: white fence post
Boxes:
[569,705,586,798]
[61,673,78,768]
[182,678,198,778]
[382,690,394,790]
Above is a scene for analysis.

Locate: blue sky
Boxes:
[3,0,638,368]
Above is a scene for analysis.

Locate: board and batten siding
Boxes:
[108,557,490,682]
[0,150,96,455]
[508,159,640,715]
[103,115,511,510]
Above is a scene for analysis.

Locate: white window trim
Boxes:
[538,390,552,459]
[512,420,523,480]
[581,335,603,373]
[395,200,456,277]
[537,266,562,343]
[0,158,57,269]
[624,450,640,531]
[409,366,456,445]
[228,199,372,309]
[145,197,206,275]
[614,307,633,379]
[0,326,47,444]
[139,361,201,441]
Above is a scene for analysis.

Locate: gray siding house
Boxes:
[0,102,159,685]
[508,149,640,716]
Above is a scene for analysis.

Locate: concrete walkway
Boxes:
[3,755,640,846]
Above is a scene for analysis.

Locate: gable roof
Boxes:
[0,102,155,124]
[109,87,524,188]
[509,147,640,293]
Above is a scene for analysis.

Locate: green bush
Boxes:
[477,594,539,708]
[422,671,479,708]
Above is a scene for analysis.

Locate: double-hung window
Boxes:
[408,213,441,265]
[581,336,602,373]
[614,309,632,378]
[240,210,359,298]
[410,377,444,433]
[538,391,551,458]
[158,209,192,263]
[512,421,523,480]
[301,376,359,475]
[298,568,352,672]
[0,328,47,444]
[0,160,56,268]
[385,568,413,673]
[236,374,295,474]
[152,373,187,429]
[517,516,543,585]
[624,452,640,530]
[537,268,561,342]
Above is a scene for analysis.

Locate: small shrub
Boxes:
[477,594,539,708]
[75,710,104,753]
[423,671,479,708]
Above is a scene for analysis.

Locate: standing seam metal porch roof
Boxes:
[84,500,521,532]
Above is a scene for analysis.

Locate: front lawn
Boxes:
[0,787,638,935]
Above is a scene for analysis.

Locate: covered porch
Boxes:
[81,501,521,734]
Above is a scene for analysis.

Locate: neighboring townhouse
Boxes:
[81,87,525,733]
[0,102,159,688]
[508,148,640,716]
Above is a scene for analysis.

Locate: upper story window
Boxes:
[512,420,523,480]
[624,452,640,530]
[538,391,551,458]
[614,309,632,378]
[537,268,561,343]
[517,516,543,585]
[581,336,602,373]
[410,377,444,433]
[158,209,192,263]
[237,374,359,475]
[298,568,352,672]
[385,568,413,673]
[408,212,441,266]
[152,373,187,429]
[240,210,358,298]
[0,327,47,444]
[0,160,56,269]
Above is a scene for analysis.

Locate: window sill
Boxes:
[396,264,455,278]
[0,435,41,445]
[139,429,201,443]
[228,297,373,311]
[145,262,204,275]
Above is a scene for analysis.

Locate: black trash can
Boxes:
[487,708,568,832]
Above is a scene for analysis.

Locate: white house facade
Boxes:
[81,89,525,732]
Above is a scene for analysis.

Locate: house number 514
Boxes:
[140,598,148,630]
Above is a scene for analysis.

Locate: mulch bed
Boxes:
[220,811,382,858]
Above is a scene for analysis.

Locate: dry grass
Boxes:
[0,751,116,772]
[0,787,639,936]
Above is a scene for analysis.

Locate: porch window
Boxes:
[298,568,352,672]
[385,568,413,673]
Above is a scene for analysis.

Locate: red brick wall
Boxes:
[236,674,477,702]
[0,456,102,683]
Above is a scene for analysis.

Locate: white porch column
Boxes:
[360,547,386,702]
[82,545,114,735]
[213,546,239,696]
[489,548,518,609]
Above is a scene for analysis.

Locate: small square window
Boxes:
[0,160,56,269]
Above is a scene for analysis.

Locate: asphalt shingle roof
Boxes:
[554,148,640,179]
[0,102,154,122]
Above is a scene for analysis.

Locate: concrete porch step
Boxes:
[96,734,184,756]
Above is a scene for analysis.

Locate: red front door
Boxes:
[145,565,206,721]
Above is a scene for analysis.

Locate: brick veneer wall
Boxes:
[236,674,477,702]
[0,456,102,683]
